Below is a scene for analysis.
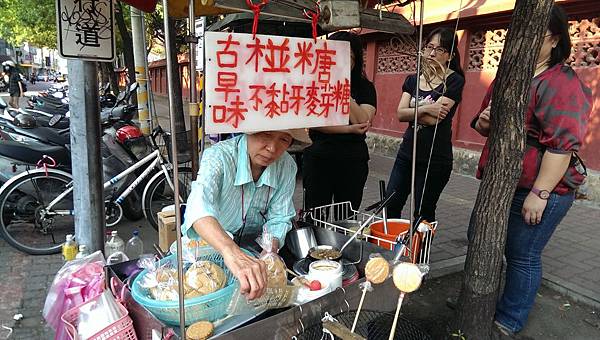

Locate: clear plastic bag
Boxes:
[256,231,287,288]
[184,260,226,299]
[227,284,299,315]
[43,251,106,340]
[226,231,297,315]
[77,290,124,340]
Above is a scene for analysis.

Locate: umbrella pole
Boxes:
[188,0,200,177]
[162,0,186,334]
[409,0,426,259]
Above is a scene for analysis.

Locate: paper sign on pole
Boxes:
[195,17,206,72]
[56,0,116,61]
[204,32,351,134]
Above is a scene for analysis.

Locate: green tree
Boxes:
[0,0,56,48]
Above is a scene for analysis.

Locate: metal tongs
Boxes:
[339,191,396,253]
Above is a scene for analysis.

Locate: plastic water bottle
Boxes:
[75,244,90,259]
[125,230,144,260]
[105,230,125,258]
[62,234,78,262]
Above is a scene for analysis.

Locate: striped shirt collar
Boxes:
[234,134,278,189]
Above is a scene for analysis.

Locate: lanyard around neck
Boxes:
[241,185,272,226]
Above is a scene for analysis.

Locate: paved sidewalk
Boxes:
[0,92,598,338]
[366,155,600,308]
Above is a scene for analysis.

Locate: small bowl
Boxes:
[307,245,342,262]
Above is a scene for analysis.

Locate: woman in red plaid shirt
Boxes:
[471,5,593,337]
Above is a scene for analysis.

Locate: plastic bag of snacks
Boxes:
[137,248,227,301]
[256,231,287,288]
[227,231,298,315]
[183,253,227,299]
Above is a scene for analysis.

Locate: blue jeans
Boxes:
[495,189,574,333]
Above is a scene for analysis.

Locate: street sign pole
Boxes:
[67,60,104,253]
[56,0,116,253]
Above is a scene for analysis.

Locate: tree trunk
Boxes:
[455,0,554,338]
[115,1,137,106]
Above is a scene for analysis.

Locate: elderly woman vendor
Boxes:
[182,129,309,300]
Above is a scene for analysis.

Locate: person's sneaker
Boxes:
[492,321,535,339]
[445,296,458,310]
[494,321,515,337]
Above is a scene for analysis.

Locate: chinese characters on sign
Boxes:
[56,0,115,61]
[205,32,351,133]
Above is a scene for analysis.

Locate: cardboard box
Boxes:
[157,211,177,253]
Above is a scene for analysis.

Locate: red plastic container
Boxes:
[369,219,422,263]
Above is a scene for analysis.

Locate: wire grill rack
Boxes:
[308,201,438,265]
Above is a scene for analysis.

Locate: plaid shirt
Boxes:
[471,64,592,194]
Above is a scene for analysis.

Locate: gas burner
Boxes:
[292,258,359,285]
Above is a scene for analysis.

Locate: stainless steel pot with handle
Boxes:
[285,226,318,260]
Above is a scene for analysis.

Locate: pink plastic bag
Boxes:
[43,251,106,340]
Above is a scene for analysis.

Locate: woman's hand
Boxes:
[475,105,491,135]
[222,245,268,300]
[347,122,370,134]
[522,192,548,225]
[422,102,450,120]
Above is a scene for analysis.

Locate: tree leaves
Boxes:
[0,0,57,48]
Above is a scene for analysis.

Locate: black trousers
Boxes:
[386,156,452,222]
[302,151,369,212]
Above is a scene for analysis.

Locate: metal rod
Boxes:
[189,0,199,176]
[68,60,104,253]
[200,24,207,155]
[408,0,426,262]
[379,180,389,234]
[162,0,186,333]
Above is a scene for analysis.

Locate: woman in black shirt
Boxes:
[303,31,377,211]
[386,27,465,222]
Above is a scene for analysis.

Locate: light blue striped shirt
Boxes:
[182,134,297,246]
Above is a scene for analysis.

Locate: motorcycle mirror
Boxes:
[116,90,126,103]
[129,82,139,94]
[48,114,63,127]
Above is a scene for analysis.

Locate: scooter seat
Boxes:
[100,105,136,124]
[0,141,70,166]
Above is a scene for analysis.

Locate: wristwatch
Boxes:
[531,187,550,200]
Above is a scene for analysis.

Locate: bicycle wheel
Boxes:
[142,167,193,230]
[0,170,73,255]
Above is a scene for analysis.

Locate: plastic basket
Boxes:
[131,252,237,326]
[61,278,138,340]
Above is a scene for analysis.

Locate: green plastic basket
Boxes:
[131,252,236,326]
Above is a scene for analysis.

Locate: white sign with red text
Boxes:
[204,32,351,134]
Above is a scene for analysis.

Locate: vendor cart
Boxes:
[111,219,434,339]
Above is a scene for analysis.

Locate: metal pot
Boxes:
[285,226,317,260]
[307,245,342,262]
